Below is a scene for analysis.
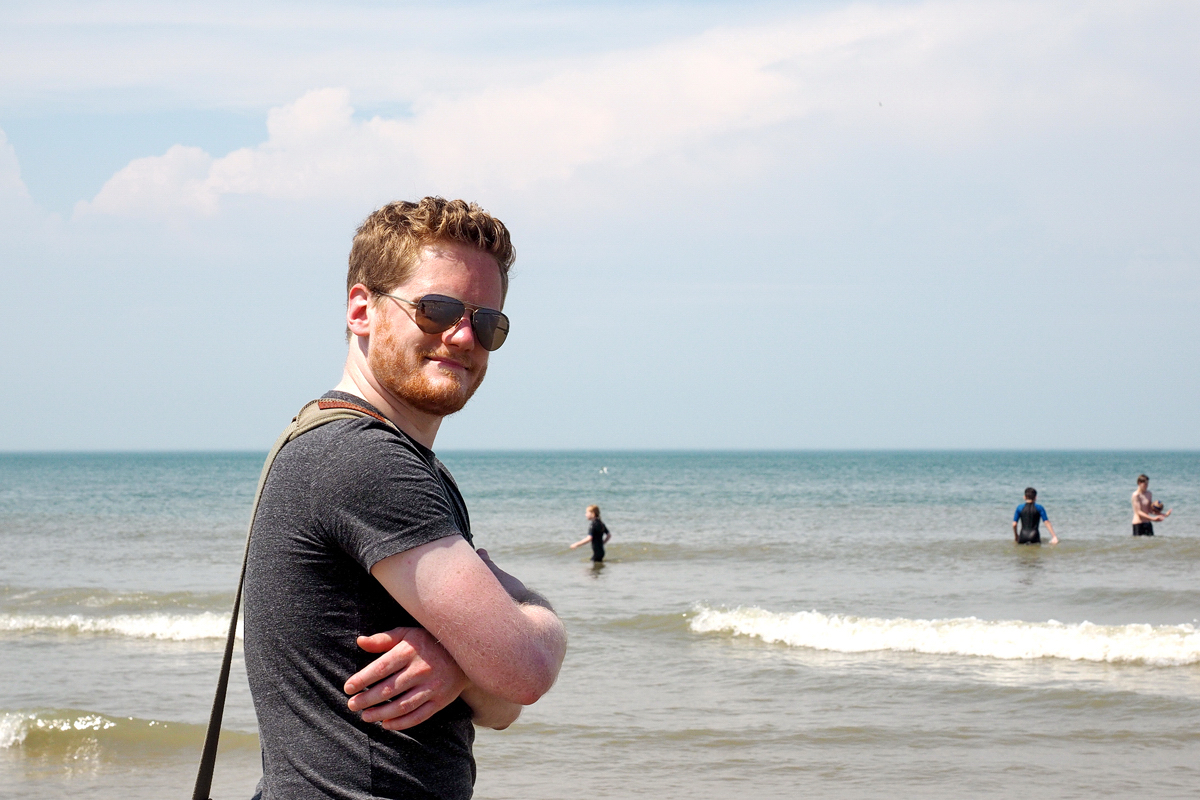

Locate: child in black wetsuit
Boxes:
[569,505,611,561]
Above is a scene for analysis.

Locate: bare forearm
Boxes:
[493,603,567,705]
[372,542,567,709]
[511,586,556,613]
[461,684,522,730]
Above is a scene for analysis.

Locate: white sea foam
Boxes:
[0,712,119,748]
[0,712,31,748]
[690,606,1200,666]
[0,612,240,641]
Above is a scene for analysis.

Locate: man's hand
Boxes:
[476,547,529,598]
[344,627,469,731]
[477,548,556,611]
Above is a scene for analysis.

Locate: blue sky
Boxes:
[1,0,1197,450]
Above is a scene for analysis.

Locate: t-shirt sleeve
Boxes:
[310,420,467,570]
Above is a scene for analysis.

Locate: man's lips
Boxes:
[425,353,472,373]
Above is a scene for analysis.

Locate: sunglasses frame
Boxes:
[376,292,510,351]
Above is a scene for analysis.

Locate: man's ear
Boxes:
[347,284,373,338]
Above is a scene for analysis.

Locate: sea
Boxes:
[2,450,1198,799]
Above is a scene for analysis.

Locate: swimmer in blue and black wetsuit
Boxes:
[1012,487,1059,545]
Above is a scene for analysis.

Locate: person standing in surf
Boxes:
[1131,474,1171,536]
[1012,487,1058,545]
[570,505,611,562]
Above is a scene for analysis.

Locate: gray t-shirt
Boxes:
[245,392,476,799]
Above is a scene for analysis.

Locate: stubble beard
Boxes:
[369,325,487,418]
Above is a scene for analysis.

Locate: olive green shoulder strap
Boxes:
[192,398,395,800]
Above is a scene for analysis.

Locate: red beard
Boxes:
[368,323,487,418]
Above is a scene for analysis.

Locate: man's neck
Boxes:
[334,365,442,450]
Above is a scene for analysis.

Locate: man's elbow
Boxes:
[475,704,521,731]
[507,655,562,705]
[488,639,566,706]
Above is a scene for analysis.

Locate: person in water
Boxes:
[1012,487,1058,545]
[1131,474,1171,536]
[570,505,611,562]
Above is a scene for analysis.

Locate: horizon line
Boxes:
[2,447,1199,456]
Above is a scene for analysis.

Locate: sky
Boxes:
[1,0,1197,451]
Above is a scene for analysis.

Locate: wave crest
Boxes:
[689,606,1200,666]
[0,710,259,753]
[0,612,239,641]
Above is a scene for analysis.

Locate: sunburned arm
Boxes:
[460,684,522,730]
[343,628,520,730]
[371,536,567,707]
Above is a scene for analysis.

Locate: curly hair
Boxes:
[347,197,515,302]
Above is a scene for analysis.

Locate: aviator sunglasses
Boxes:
[378,292,510,351]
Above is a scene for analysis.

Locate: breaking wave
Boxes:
[0,612,238,641]
[0,709,258,753]
[690,605,1200,666]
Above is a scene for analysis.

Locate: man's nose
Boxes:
[443,313,475,349]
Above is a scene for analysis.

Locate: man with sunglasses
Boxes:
[244,198,567,800]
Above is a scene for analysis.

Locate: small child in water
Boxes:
[570,505,611,562]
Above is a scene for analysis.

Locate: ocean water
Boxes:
[2,450,1198,799]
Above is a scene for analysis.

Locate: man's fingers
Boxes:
[347,671,407,711]
[359,688,435,726]
[355,633,399,653]
[355,626,418,653]
[344,635,418,695]
[345,658,408,697]
[378,699,442,731]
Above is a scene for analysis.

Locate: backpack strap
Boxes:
[192,398,395,800]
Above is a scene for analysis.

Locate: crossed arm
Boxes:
[343,539,566,731]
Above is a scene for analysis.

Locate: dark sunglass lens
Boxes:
[472,310,509,351]
[414,296,466,332]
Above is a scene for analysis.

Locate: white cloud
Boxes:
[81,144,215,215]
[73,1,1199,219]
[0,128,32,204]
[76,25,806,218]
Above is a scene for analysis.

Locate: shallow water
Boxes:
[2,451,1198,798]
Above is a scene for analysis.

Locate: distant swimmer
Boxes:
[1013,487,1058,545]
[570,504,611,562]
[1132,474,1171,536]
